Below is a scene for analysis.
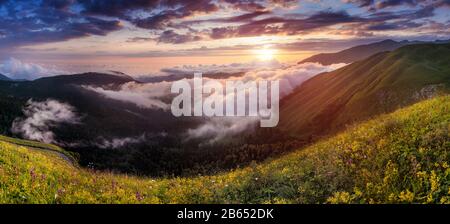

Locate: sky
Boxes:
[0,0,449,76]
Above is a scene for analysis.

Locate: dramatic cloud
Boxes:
[0,1,122,49]
[11,99,81,144]
[346,0,450,9]
[83,81,172,110]
[0,0,449,49]
[153,30,202,44]
[207,11,362,40]
[0,58,66,80]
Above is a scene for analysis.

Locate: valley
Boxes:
[0,96,448,203]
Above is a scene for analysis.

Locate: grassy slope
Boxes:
[281,43,450,139]
[298,39,407,65]
[0,96,449,204]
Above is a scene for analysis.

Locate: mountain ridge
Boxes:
[32,72,137,86]
[282,43,450,138]
[297,39,449,65]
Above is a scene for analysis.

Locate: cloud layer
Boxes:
[181,61,347,142]
[11,99,81,144]
[0,58,66,80]
[83,81,172,110]
[81,60,345,143]
[160,59,284,76]
[240,62,347,96]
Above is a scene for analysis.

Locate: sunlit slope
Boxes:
[298,39,409,65]
[0,96,449,204]
[281,43,450,139]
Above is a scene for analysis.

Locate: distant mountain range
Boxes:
[298,39,450,65]
[32,72,136,87]
[282,43,450,139]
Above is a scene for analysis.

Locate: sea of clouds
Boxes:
[83,61,347,143]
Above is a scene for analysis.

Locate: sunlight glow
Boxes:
[255,47,277,61]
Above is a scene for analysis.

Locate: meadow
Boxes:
[0,96,449,204]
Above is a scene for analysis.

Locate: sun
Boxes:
[254,47,277,61]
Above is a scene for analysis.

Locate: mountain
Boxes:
[298,39,413,65]
[1,96,448,203]
[32,72,136,86]
[0,73,11,81]
[281,43,450,139]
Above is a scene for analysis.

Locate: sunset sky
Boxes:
[0,0,449,75]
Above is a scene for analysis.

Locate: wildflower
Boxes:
[398,190,414,202]
[346,158,353,165]
[136,191,144,201]
[430,171,440,192]
[30,168,37,181]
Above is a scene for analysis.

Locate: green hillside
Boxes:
[0,96,449,204]
[281,43,450,139]
[298,39,410,65]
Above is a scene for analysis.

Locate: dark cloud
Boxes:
[79,0,160,17]
[209,11,361,39]
[0,2,122,49]
[347,0,450,9]
[41,0,75,9]
[367,21,422,30]
[135,0,219,29]
[80,0,219,29]
[154,30,202,44]
[184,10,271,25]
[221,0,298,11]
[0,0,449,48]
[204,5,443,41]
[345,0,374,7]
[126,37,153,43]
[376,0,417,9]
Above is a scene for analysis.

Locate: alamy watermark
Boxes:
[170,73,279,127]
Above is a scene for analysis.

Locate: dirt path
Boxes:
[0,139,77,166]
